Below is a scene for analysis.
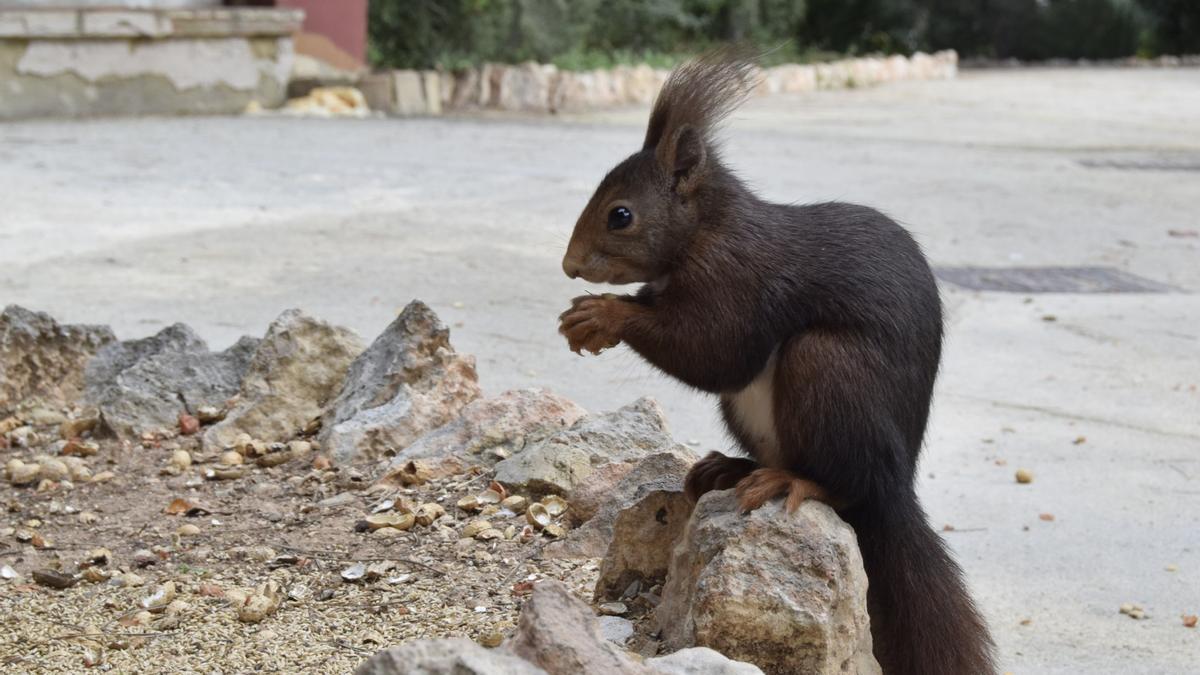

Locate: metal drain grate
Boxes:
[935,266,1180,293]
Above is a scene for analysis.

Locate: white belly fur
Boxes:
[724,349,782,468]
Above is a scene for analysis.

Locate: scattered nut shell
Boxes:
[462,520,492,539]
[141,581,177,611]
[541,495,568,517]
[414,503,446,527]
[525,503,551,530]
[6,460,40,485]
[476,528,504,541]
[1015,468,1034,484]
[500,495,528,514]
[220,451,245,466]
[365,512,415,531]
[237,582,282,623]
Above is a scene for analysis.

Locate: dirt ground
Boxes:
[0,415,618,673]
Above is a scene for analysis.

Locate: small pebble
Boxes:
[178,413,200,436]
[177,523,201,537]
[1015,468,1034,484]
[32,569,77,589]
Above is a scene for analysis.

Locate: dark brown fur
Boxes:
[560,50,995,675]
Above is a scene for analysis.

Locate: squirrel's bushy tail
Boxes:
[845,492,995,675]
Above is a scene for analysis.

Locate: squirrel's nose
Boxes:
[562,257,582,279]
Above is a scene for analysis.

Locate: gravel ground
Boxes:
[0,420,604,673]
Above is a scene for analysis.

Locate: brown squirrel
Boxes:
[558,50,994,675]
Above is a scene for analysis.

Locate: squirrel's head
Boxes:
[562,49,758,285]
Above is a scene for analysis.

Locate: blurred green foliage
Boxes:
[368,0,1200,69]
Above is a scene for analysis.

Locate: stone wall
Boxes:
[365,50,959,117]
[0,7,301,119]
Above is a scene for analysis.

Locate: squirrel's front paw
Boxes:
[558,295,627,355]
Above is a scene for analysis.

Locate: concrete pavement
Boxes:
[2,67,1198,672]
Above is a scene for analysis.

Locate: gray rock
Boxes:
[204,309,364,449]
[321,301,480,463]
[83,323,258,437]
[379,388,586,482]
[657,491,880,675]
[494,397,691,496]
[546,452,691,565]
[590,454,695,601]
[598,616,635,647]
[646,648,764,675]
[506,580,653,675]
[0,305,115,413]
[355,637,545,675]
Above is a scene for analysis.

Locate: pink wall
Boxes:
[276,0,368,67]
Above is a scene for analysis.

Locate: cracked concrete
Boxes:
[1,67,1198,672]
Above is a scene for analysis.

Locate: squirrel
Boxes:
[558,49,994,675]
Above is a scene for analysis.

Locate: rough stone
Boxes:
[657,491,880,675]
[203,309,363,449]
[506,580,652,675]
[494,62,557,112]
[646,648,765,675]
[321,300,479,463]
[598,616,635,647]
[546,452,691,566]
[493,397,691,496]
[590,454,694,601]
[83,323,258,437]
[393,70,429,116]
[565,462,636,526]
[355,637,545,675]
[0,305,115,413]
[379,388,586,481]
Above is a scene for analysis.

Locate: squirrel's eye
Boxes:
[607,206,633,231]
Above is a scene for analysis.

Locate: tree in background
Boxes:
[368,0,1199,69]
[1137,0,1200,54]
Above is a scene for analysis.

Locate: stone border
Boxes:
[961,54,1200,69]
[363,50,958,117]
[0,8,302,39]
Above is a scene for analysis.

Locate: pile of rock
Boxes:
[1,301,879,674]
[366,50,958,116]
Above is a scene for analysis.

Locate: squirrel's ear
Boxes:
[659,124,706,194]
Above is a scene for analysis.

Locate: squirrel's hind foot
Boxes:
[735,468,829,513]
[684,451,758,503]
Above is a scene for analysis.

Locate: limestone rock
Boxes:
[0,305,115,413]
[656,491,880,675]
[355,637,545,675]
[598,616,635,647]
[646,648,764,675]
[83,324,258,437]
[546,452,691,566]
[204,310,363,449]
[494,62,556,112]
[590,454,694,601]
[506,580,652,675]
[321,301,480,463]
[565,462,635,526]
[493,397,691,496]
[379,388,586,481]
